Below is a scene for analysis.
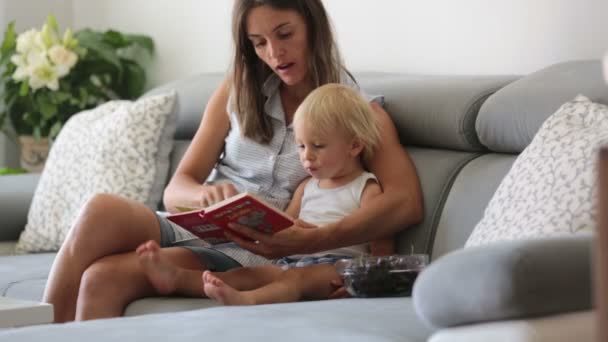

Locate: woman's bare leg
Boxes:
[43,194,163,322]
[203,264,340,305]
[76,246,204,320]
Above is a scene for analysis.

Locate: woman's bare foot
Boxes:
[202,271,254,305]
[136,240,179,295]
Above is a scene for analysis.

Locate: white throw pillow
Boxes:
[466,95,607,247]
[16,91,177,253]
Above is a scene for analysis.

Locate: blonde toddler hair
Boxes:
[293,83,380,166]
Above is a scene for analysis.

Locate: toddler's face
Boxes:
[294,121,358,180]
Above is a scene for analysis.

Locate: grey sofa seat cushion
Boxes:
[413,236,593,328]
[0,298,435,342]
[477,60,608,153]
[0,253,54,298]
[358,73,517,152]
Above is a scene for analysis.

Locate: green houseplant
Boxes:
[0,15,154,171]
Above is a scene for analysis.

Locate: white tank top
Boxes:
[296,171,377,258]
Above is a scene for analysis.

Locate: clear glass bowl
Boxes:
[335,254,429,298]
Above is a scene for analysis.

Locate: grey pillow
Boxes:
[412,235,593,328]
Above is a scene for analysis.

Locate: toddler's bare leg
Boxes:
[204,264,340,305]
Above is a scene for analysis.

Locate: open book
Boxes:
[167,193,294,245]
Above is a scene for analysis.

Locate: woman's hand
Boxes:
[225,219,318,259]
[199,183,238,208]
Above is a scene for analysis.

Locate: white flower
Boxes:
[10,54,29,81]
[48,45,78,77]
[29,58,59,90]
[15,29,44,55]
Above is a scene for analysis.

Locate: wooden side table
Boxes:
[0,296,53,328]
[598,146,608,342]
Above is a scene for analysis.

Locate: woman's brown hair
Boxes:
[231,0,348,143]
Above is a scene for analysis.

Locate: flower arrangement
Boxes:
[0,15,154,140]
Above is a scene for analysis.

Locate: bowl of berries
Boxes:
[336,254,429,297]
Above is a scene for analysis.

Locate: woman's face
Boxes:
[246,6,310,88]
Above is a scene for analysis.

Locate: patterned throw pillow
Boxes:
[16,92,177,253]
[466,95,607,247]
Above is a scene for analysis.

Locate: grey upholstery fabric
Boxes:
[399,147,481,255]
[0,253,54,298]
[0,173,40,241]
[359,73,517,151]
[0,298,435,342]
[413,236,593,328]
[143,72,224,140]
[0,61,602,341]
[477,60,608,153]
[431,153,516,259]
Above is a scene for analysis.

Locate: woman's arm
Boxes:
[163,77,234,213]
[227,102,423,258]
[360,179,396,256]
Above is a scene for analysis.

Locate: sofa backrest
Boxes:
[144,60,607,259]
[431,60,608,259]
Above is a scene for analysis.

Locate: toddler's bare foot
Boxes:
[136,240,179,295]
[202,271,254,305]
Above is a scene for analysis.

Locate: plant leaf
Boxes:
[49,121,62,138]
[121,60,145,99]
[0,22,16,57]
[37,94,58,120]
[75,29,122,71]
[19,81,29,96]
[103,30,128,48]
[124,34,155,55]
[46,15,59,34]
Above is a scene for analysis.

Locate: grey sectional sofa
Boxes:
[0,60,604,341]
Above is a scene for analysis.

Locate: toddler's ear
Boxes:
[350,138,365,157]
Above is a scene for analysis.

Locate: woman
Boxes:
[43,0,423,322]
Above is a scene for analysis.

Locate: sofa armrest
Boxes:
[0,173,40,241]
[412,235,593,328]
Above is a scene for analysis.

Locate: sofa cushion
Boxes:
[0,253,54,299]
[0,298,435,342]
[430,153,516,259]
[358,73,516,152]
[389,147,482,255]
[143,73,224,140]
[15,92,178,253]
[413,236,593,328]
[428,311,594,342]
[477,60,608,153]
[0,173,40,242]
[466,95,605,247]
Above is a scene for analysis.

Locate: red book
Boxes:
[167,193,294,245]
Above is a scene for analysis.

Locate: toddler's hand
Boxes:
[328,278,351,299]
[199,182,238,207]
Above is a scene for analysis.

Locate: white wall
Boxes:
[71,0,232,88]
[1,0,608,167]
[69,0,608,86]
